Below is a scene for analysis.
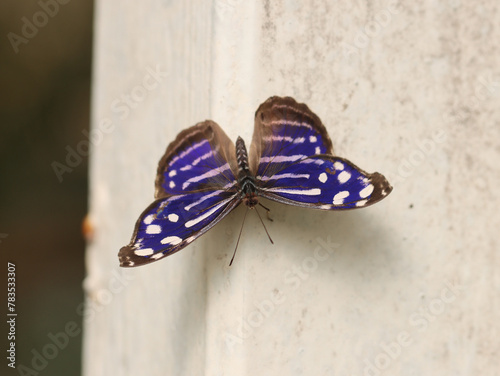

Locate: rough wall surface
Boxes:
[84,1,499,375]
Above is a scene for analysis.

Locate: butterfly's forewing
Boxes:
[119,121,241,267]
[250,97,392,209]
[249,96,333,179]
[155,120,239,198]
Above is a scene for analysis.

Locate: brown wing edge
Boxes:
[154,120,237,199]
[249,96,334,174]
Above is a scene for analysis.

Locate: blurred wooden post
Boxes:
[83,1,215,375]
[84,1,499,375]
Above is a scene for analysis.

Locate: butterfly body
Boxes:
[236,136,260,208]
[119,96,392,267]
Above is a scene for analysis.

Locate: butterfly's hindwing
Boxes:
[257,155,391,209]
[119,190,241,267]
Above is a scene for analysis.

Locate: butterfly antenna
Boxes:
[230,207,249,266]
[255,207,274,245]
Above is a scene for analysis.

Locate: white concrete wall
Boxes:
[84,1,500,375]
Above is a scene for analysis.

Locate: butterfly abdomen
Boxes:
[236,136,251,173]
[236,136,259,208]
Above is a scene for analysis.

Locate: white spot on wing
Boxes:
[182,163,231,190]
[135,248,154,256]
[185,190,223,211]
[338,171,351,184]
[356,199,368,207]
[151,253,164,260]
[263,135,293,143]
[319,172,328,183]
[315,146,321,154]
[263,135,305,143]
[168,170,176,177]
[143,214,154,225]
[185,197,234,228]
[268,119,313,129]
[359,184,374,198]
[309,135,317,143]
[258,173,309,182]
[334,161,344,170]
[266,188,321,196]
[169,139,209,167]
[146,224,161,234]
[192,150,214,166]
[298,158,325,166]
[168,214,179,222]
[333,191,350,205]
[161,236,182,245]
[259,155,306,163]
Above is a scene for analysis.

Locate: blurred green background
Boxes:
[1,1,93,375]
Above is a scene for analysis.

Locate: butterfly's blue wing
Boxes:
[249,97,392,209]
[249,96,333,180]
[255,155,391,209]
[155,120,238,198]
[119,121,241,267]
[119,190,240,266]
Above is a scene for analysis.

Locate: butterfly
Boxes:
[119,96,392,267]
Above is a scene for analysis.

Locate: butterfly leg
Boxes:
[258,202,273,222]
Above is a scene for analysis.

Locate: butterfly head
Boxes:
[239,176,259,208]
[243,191,259,208]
